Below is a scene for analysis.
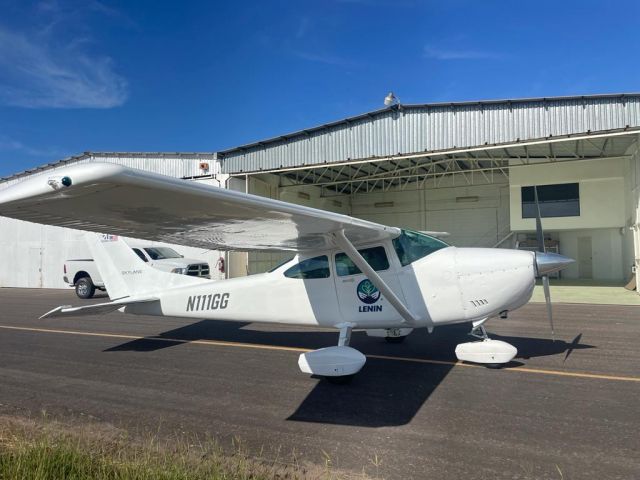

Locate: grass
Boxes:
[0,415,358,480]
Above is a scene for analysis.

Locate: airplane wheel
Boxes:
[385,335,406,344]
[486,363,503,369]
[325,375,355,385]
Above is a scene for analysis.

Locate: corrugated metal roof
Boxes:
[0,152,218,186]
[3,93,639,183]
[219,93,640,174]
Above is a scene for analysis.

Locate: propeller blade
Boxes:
[542,275,555,341]
[534,186,546,254]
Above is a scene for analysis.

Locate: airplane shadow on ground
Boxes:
[105,321,594,427]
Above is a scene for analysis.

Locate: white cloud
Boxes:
[423,45,504,61]
[292,50,357,67]
[0,13,128,109]
[0,135,63,157]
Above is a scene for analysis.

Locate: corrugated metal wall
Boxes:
[0,153,219,188]
[220,95,640,173]
[88,153,220,178]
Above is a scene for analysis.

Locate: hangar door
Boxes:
[427,208,499,248]
[247,177,291,275]
[351,184,510,249]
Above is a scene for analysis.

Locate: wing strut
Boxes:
[332,230,419,327]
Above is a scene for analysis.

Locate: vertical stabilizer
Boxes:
[86,233,206,299]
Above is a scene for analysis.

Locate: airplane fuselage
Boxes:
[126,242,537,331]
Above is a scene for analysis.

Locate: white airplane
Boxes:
[0,163,573,383]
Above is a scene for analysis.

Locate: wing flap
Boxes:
[0,163,400,251]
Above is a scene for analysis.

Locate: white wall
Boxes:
[623,141,640,283]
[0,216,225,289]
[351,182,510,248]
[558,228,624,281]
[507,154,640,282]
[509,158,627,232]
[0,218,88,288]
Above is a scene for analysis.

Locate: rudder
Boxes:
[86,233,206,299]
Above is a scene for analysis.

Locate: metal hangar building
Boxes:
[1,93,639,290]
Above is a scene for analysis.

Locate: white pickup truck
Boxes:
[64,246,210,299]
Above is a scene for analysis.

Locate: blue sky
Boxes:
[0,0,638,177]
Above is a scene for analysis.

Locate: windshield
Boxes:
[268,256,295,273]
[392,229,449,266]
[143,247,182,260]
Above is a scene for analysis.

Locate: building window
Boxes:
[284,255,330,279]
[335,246,389,276]
[521,183,580,218]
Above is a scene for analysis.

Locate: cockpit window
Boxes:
[335,246,389,276]
[392,229,449,266]
[284,255,330,279]
[268,256,294,273]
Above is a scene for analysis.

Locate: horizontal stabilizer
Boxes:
[40,297,159,319]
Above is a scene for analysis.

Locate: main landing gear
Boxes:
[365,327,413,343]
[454,318,518,367]
[297,323,366,384]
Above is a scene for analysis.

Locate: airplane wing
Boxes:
[0,163,400,251]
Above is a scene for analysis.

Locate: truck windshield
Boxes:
[392,230,449,266]
[144,247,182,260]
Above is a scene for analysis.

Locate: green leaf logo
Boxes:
[357,279,381,304]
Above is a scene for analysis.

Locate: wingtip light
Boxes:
[47,176,73,191]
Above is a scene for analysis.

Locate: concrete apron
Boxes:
[530,279,640,305]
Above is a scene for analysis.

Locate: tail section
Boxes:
[86,233,206,299]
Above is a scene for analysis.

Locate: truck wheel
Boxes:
[75,277,96,299]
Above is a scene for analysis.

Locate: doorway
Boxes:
[28,247,43,288]
[577,236,593,279]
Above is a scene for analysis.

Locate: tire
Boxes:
[75,277,96,299]
[325,375,355,385]
[385,335,407,344]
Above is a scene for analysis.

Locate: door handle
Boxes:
[342,278,355,283]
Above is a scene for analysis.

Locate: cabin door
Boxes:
[332,242,406,326]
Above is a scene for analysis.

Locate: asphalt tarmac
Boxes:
[0,288,638,479]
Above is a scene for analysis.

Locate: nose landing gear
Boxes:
[469,322,490,340]
[455,318,518,367]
